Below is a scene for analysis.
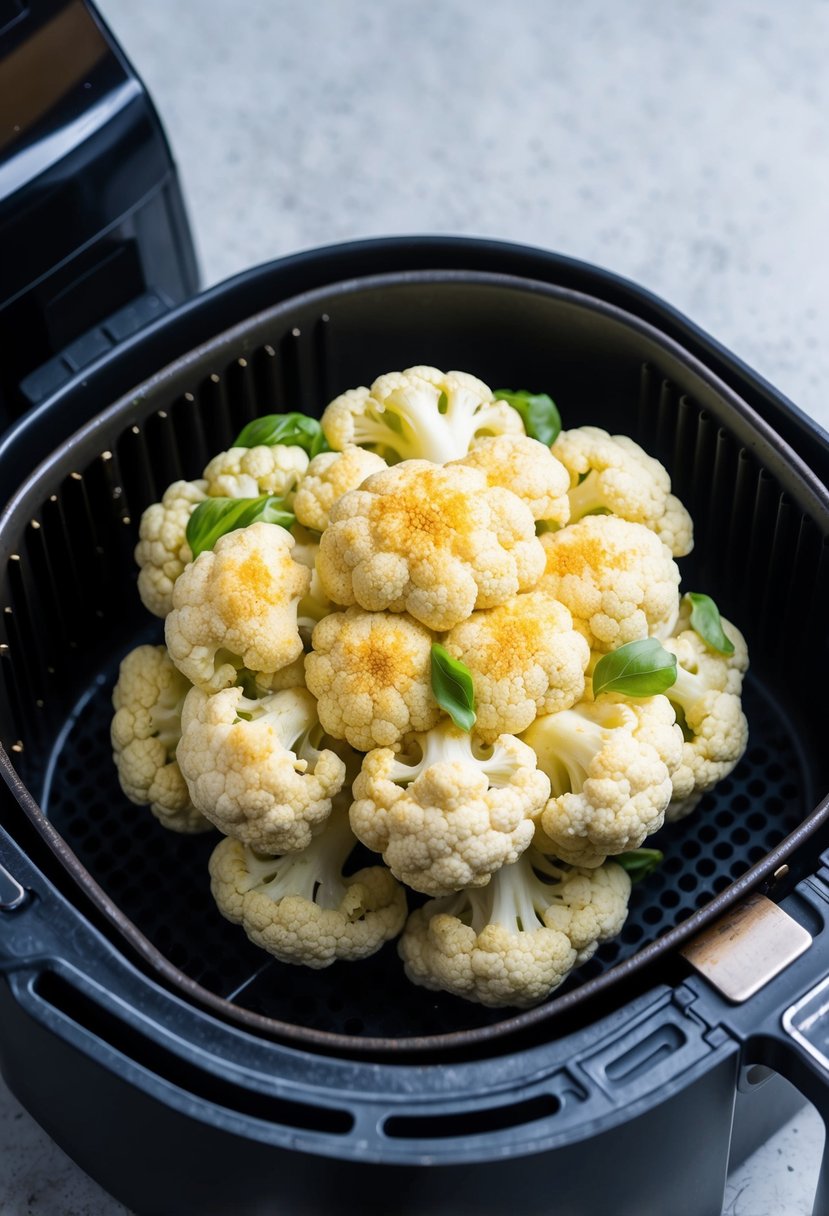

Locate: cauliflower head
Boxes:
[454,434,570,525]
[293,447,388,532]
[111,644,210,833]
[662,626,749,813]
[317,460,545,631]
[165,521,310,692]
[444,592,589,742]
[553,426,694,557]
[209,807,407,968]
[350,722,550,896]
[134,479,208,619]
[321,366,525,465]
[525,695,683,867]
[399,847,631,1007]
[177,685,346,853]
[305,608,440,751]
[202,444,308,501]
[538,515,681,652]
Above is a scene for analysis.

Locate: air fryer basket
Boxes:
[1,269,828,1059]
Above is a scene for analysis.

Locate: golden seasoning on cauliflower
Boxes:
[114,364,752,1004]
[317,461,545,631]
[662,620,749,821]
[305,608,440,751]
[111,644,211,833]
[209,806,407,968]
[293,447,388,532]
[399,847,631,1008]
[177,685,346,854]
[134,479,208,618]
[321,366,525,464]
[453,434,571,526]
[202,443,308,502]
[553,426,694,557]
[443,592,590,743]
[525,696,683,868]
[350,722,550,896]
[538,515,681,653]
[165,521,310,692]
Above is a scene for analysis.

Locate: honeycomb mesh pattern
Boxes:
[1,283,826,1042]
[38,664,805,1038]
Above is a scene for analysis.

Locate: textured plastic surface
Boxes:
[2,238,827,495]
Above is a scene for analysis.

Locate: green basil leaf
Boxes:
[685,592,735,655]
[186,496,295,559]
[616,848,663,883]
[430,644,477,732]
[494,389,562,446]
[592,638,677,698]
[233,412,329,457]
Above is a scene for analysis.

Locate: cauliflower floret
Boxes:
[209,806,407,968]
[670,596,749,695]
[177,685,346,853]
[662,627,749,815]
[321,367,525,464]
[553,427,694,556]
[203,444,308,502]
[350,722,550,896]
[454,434,570,525]
[538,516,681,652]
[294,447,388,532]
[111,644,210,833]
[525,696,683,867]
[317,461,545,631]
[444,592,589,742]
[165,521,310,692]
[305,608,440,751]
[134,479,208,619]
[399,847,631,1008]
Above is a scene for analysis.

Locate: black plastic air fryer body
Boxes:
[0,0,198,427]
[0,249,828,1216]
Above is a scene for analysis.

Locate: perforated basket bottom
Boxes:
[38,654,806,1041]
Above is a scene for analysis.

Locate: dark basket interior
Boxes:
[2,273,828,1044]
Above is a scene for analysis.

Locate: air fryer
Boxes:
[1,5,829,1216]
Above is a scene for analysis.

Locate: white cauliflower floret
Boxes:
[399,847,631,1008]
[553,426,694,556]
[134,479,208,618]
[669,596,749,695]
[662,626,749,817]
[350,722,550,896]
[165,521,310,692]
[202,444,308,502]
[444,592,589,742]
[177,685,346,854]
[293,447,388,532]
[111,644,210,833]
[209,806,407,968]
[454,434,570,525]
[525,696,683,867]
[305,608,440,751]
[317,460,545,631]
[321,367,525,465]
[538,516,681,652]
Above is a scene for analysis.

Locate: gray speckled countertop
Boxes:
[2,2,828,1213]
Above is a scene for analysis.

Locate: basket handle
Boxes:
[682,870,829,1215]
